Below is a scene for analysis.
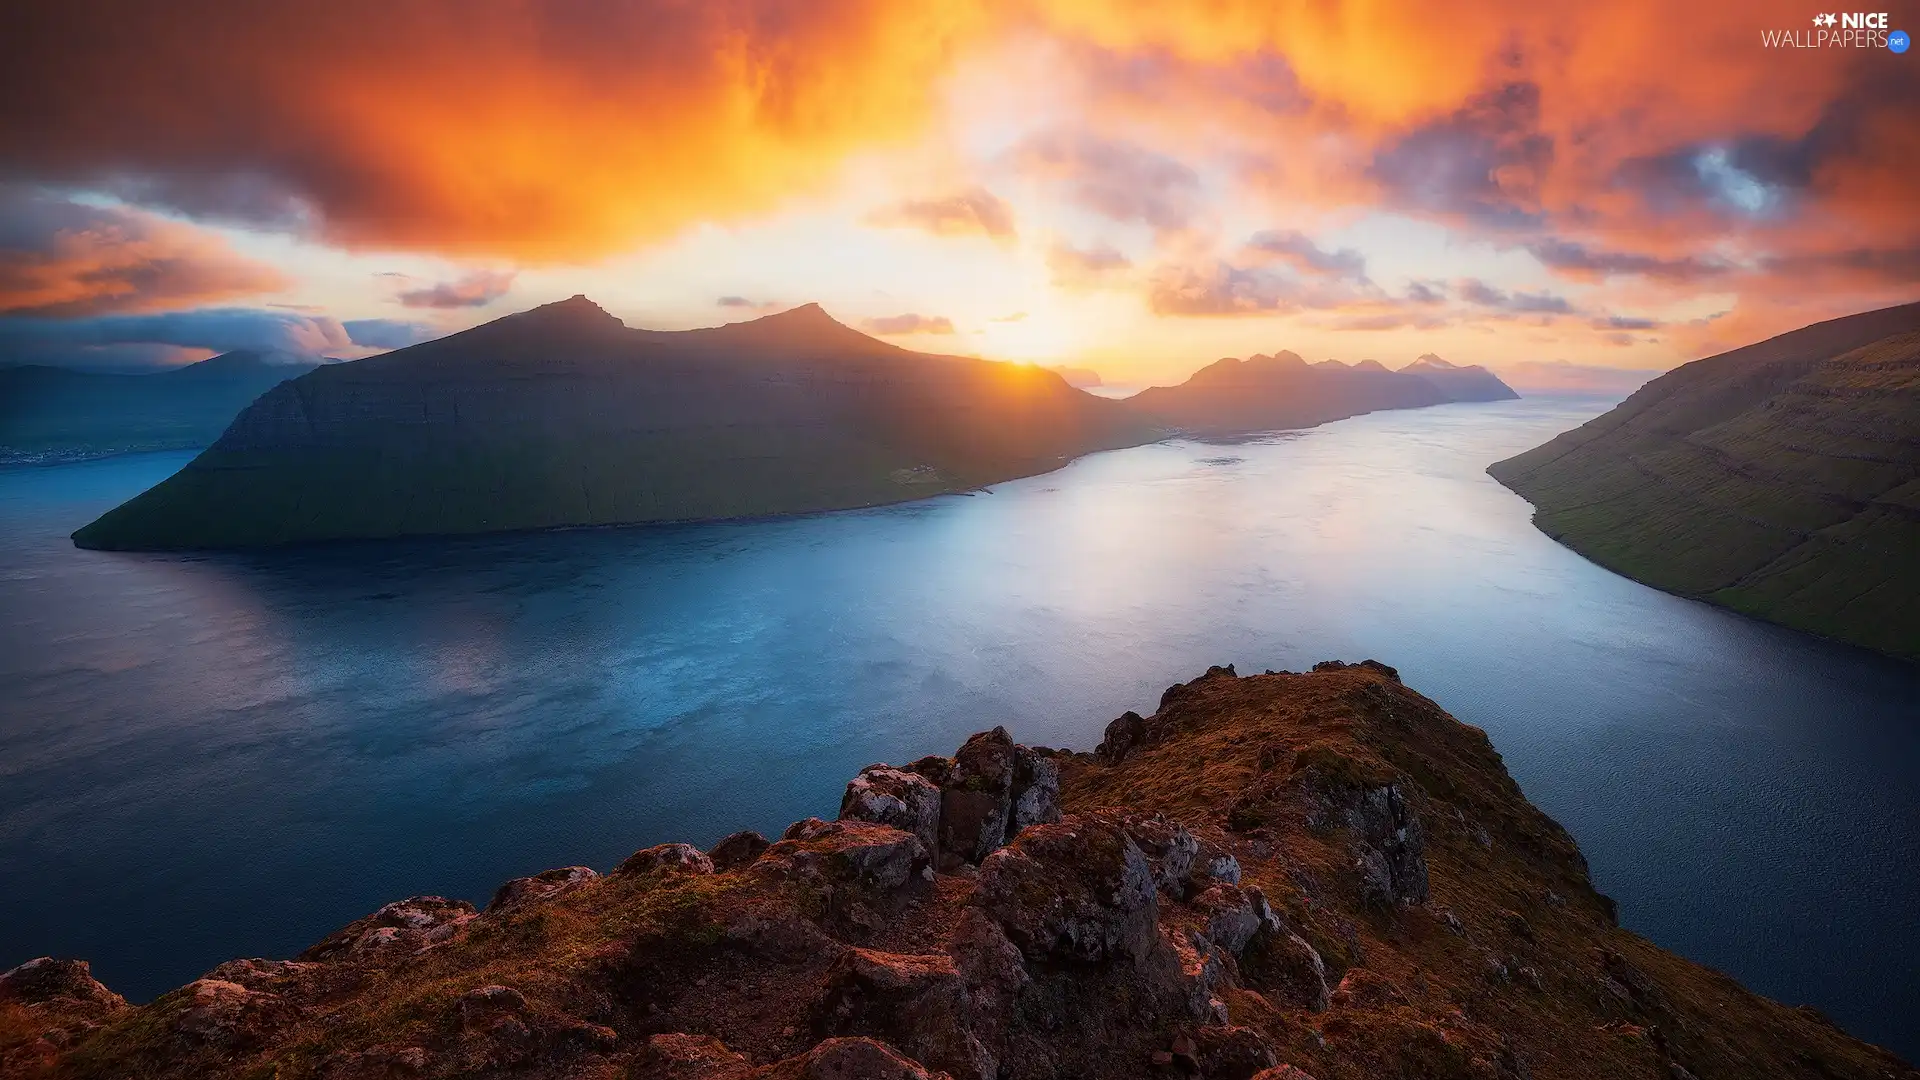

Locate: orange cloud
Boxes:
[868,187,1018,240]
[0,188,288,317]
[1,1,987,262]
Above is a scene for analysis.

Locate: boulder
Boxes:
[1095,710,1149,764]
[1006,746,1061,840]
[300,896,477,961]
[202,958,320,993]
[939,728,1017,864]
[709,830,773,871]
[1195,1025,1281,1080]
[971,815,1158,964]
[758,821,931,895]
[1192,884,1265,955]
[167,979,302,1050]
[487,866,597,912]
[1120,815,1200,898]
[758,1036,949,1080]
[814,948,993,1080]
[1240,930,1330,1012]
[841,766,943,855]
[615,843,716,877]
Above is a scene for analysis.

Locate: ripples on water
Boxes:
[0,397,1915,1054]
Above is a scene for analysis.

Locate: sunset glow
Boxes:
[3,0,1913,387]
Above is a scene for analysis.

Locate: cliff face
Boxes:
[5,664,1909,1080]
[1127,352,1516,437]
[1489,301,1920,659]
[70,300,1153,550]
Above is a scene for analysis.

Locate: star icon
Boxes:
[1813,12,1824,25]
[1825,13,1839,25]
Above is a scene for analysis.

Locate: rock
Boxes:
[841,765,943,855]
[758,821,932,895]
[1201,850,1243,885]
[971,815,1158,963]
[1342,784,1427,907]
[203,958,320,992]
[784,818,833,841]
[1252,1067,1319,1080]
[615,843,716,877]
[721,913,847,965]
[0,957,125,1009]
[1006,745,1061,840]
[457,984,528,1028]
[486,866,597,912]
[1241,930,1330,1011]
[709,830,773,871]
[1196,1025,1280,1080]
[168,979,301,1049]
[1157,926,1229,1020]
[814,948,992,1080]
[301,896,477,961]
[641,1032,757,1079]
[1192,883,1265,955]
[906,756,953,785]
[1096,710,1149,764]
[1120,815,1199,898]
[939,728,1017,864]
[758,1036,948,1080]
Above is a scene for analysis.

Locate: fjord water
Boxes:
[2,398,1916,1055]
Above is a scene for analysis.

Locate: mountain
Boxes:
[5,662,1910,1079]
[0,351,318,463]
[1399,354,1521,402]
[71,298,1154,550]
[1489,301,1920,659]
[1046,364,1103,388]
[1123,350,1481,436]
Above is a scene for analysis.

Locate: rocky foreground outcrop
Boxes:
[3,664,1912,1079]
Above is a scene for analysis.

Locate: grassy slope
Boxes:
[1489,303,1920,659]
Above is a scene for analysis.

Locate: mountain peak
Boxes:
[1407,352,1457,370]
[511,294,625,329]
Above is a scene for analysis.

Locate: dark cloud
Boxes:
[1590,315,1661,331]
[1328,311,1449,332]
[0,307,361,366]
[1012,132,1200,232]
[1528,239,1729,282]
[0,186,288,317]
[1243,230,1367,280]
[1368,82,1552,229]
[1405,280,1448,304]
[1759,245,1920,284]
[342,318,437,349]
[868,187,1016,240]
[1457,278,1574,314]
[395,270,514,309]
[862,313,954,335]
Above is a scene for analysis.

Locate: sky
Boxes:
[1,1,1915,390]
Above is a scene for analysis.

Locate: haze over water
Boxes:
[1,396,1914,1055]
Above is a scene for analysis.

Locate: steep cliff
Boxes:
[5,664,1909,1080]
[1489,301,1920,659]
[70,299,1153,550]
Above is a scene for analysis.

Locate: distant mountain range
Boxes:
[1491,301,1920,660]
[69,299,1519,550]
[1126,350,1516,436]
[0,352,318,463]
